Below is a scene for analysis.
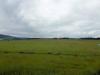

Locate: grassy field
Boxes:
[0,39,100,75]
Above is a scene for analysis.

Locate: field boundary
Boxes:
[0,51,100,56]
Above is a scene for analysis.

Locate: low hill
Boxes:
[0,34,34,40]
[0,34,18,40]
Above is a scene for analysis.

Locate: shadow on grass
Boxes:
[0,51,100,57]
[18,52,35,54]
[93,70,100,75]
[0,69,58,75]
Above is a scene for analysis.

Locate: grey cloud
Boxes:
[0,0,100,38]
[0,0,41,37]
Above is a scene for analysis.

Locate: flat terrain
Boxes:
[0,39,100,75]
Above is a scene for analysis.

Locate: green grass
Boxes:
[0,39,100,75]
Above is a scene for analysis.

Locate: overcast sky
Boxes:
[0,0,100,38]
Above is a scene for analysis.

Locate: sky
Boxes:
[0,0,100,38]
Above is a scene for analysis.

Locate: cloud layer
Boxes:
[0,0,100,38]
